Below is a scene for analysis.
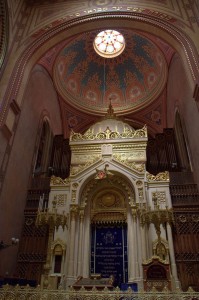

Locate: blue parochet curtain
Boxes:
[91,224,128,285]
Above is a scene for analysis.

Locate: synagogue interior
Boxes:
[0,0,199,295]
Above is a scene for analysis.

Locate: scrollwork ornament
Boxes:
[70,157,101,176]
[113,154,145,173]
[50,175,70,186]
[146,171,170,182]
[70,125,147,141]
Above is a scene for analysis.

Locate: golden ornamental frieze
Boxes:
[70,125,147,142]
[91,211,127,224]
[112,151,145,162]
[70,157,101,176]
[50,176,70,186]
[113,144,147,150]
[112,154,145,173]
[71,145,101,152]
[72,154,101,165]
[146,171,170,182]
[142,256,169,266]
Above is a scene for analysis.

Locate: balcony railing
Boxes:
[0,285,198,300]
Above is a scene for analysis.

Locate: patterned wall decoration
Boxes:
[0,0,9,72]
[53,30,168,115]
[23,0,199,44]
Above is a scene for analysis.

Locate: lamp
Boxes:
[0,238,19,250]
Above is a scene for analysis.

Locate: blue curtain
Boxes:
[91,224,128,285]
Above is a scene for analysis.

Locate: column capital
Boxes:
[79,208,85,221]
[130,203,138,220]
[70,204,79,220]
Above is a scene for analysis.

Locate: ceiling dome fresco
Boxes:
[53,30,168,115]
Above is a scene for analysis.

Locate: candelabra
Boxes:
[36,199,68,230]
[0,238,19,251]
[36,199,68,275]
[140,194,174,243]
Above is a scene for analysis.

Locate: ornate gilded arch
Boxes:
[80,174,136,214]
[91,188,127,224]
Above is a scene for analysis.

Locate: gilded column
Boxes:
[68,204,78,277]
[77,208,84,276]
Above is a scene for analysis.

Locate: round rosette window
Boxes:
[93,29,125,58]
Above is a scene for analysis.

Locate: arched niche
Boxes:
[79,173,136,209]
[77,173,139,282]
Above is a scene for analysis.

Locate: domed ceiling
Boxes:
[53,29,168,115]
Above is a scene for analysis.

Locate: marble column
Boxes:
[166,222,180,287]
[68,205,78,278]
[77,209,84,276]
[140,224,147,261]
[128,206,138,282]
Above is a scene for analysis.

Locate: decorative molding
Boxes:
[51,238,66,253]
[0,0,8,72]
[54,194,67,206]
[146,171,170,182]
[70,157,101,176]
[152,191,166,205]
[112,154,145,173]
[70,125,147,142]
[81,175,135,208]
[50,175,70,186]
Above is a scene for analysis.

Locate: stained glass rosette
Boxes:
[94,30,125,58]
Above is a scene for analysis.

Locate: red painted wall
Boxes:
[167,53,199,185]
[0,65,62,277]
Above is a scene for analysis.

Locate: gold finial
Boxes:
[105,101,116,119]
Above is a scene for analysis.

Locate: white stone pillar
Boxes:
[82,214,90,278]
[68,205,78,278]
[77,209,84,276]
[141,224,147,261]
[134,217,140,279]
[166,222,180,287]
[128,207,138,282]
[127,213,134,281]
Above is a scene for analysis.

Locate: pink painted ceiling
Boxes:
[53,30,167,115]
[39,29,175,137]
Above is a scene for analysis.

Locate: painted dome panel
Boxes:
[53,30,167,115]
